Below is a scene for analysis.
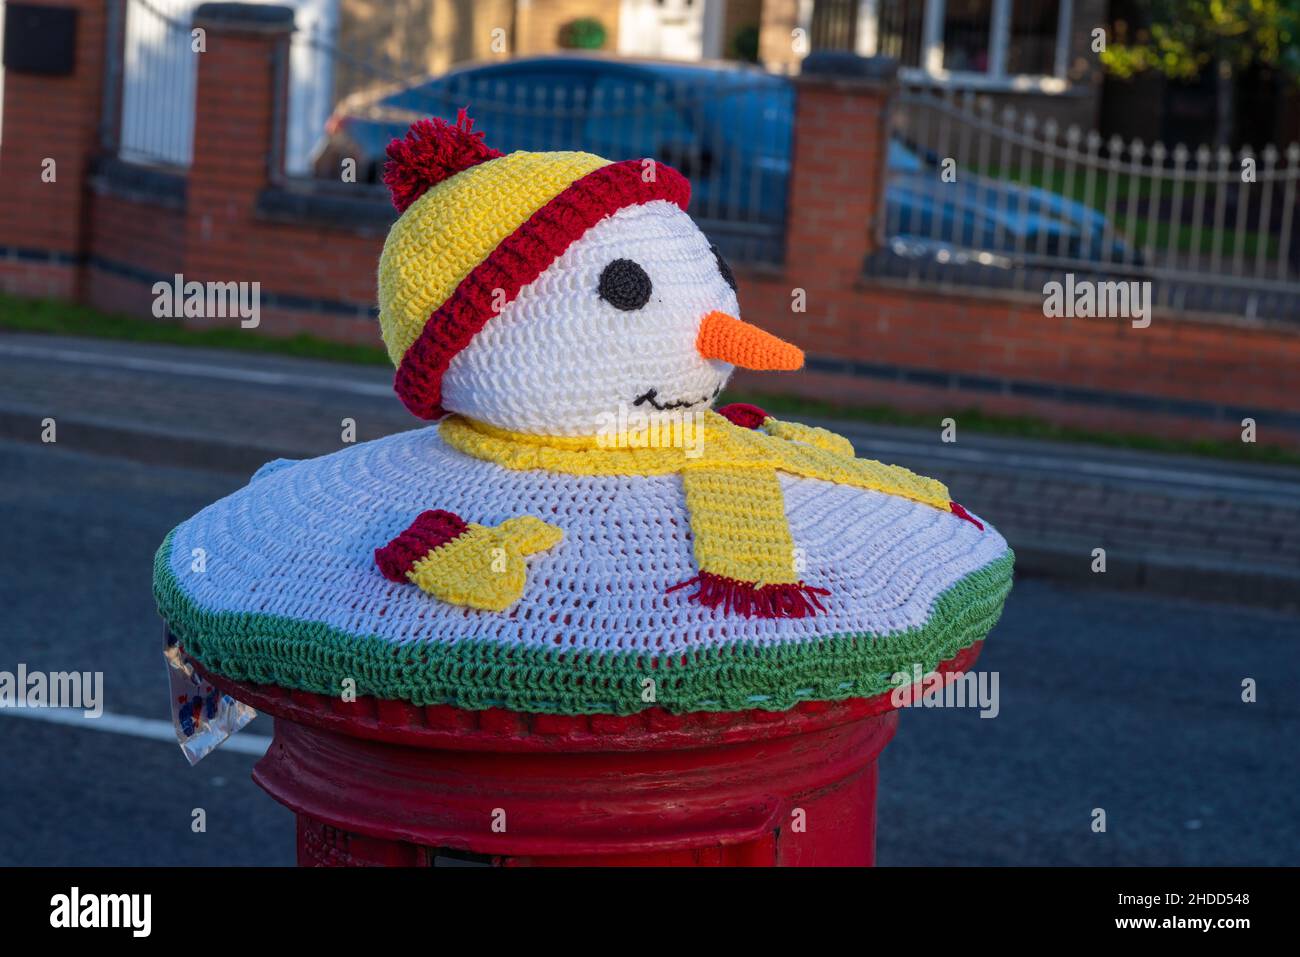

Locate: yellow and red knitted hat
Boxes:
[377,110,691,420]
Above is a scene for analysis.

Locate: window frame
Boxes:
[850,0,1075,93]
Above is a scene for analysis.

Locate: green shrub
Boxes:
[558,17,606,50]
[731,24,760,62]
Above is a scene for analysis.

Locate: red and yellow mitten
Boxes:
[375,509,563,612]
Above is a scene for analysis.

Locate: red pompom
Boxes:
[383,108,503,213]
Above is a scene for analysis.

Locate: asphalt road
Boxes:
[0,439,1296,865]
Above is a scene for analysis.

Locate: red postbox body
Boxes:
[194,641,982,866]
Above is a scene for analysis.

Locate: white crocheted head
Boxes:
[444,202,744,435]
[377,116,803,431]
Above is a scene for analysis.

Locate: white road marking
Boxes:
[1,705,272,756]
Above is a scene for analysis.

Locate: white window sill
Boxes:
[897,68,1075,95]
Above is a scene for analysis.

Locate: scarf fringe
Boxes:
[949,501,985,531]
[667,573,831,619]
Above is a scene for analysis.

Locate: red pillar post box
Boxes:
[149,16,1010,867]
[192,642,982,866]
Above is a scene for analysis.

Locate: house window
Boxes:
[1005,0,1062,76]
[846,0,1073,90]
[810,0,860,51]
[875,0,924,68]
[941,0,994,73]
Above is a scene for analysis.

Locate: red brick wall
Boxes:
[745,281,1300,412]
[84,190,186,316]
[732,71,1300,447]
[178,10,380,345]
[0,0,107,298]
[734,276,1300,444]
[786,75,890,286]
[1,5,1297,447]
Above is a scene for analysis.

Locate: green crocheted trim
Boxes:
[153,530,1013,715]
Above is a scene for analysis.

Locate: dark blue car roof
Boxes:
[377,54,788,111]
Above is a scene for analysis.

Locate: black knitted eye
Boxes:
[711,244,736,292]
[597,259,652,311]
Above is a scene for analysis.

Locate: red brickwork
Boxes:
[0,0,107,298]
[0,3,1296,446]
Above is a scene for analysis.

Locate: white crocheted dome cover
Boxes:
[155,429,1013,713]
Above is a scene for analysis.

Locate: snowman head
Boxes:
[378,112,803,435]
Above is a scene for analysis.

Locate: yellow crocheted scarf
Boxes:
[440,410,967,618]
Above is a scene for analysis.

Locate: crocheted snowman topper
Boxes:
[371,112,986,617]
[377,109,801,429]
[153,112,1012,715]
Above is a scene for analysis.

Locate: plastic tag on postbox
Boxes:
[164,634,257,766]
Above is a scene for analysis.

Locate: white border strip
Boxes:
[1,706,272,756]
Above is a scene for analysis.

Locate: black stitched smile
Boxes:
[633,385,722,411]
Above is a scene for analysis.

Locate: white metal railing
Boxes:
[107,0,335,172]
[883,86,1300,320]
[111,0,195,167]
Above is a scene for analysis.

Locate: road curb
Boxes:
[1010,543,1300,613]
[0,406,290,475]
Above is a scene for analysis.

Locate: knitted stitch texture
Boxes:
[374,509,468,582]
[439,413,977,621]
[381,513,564,612]
[438,411,969,617]
[153,117,1014,717]
[381,155,692,419]
[154,427,1013,714]
[436,201,735,435]
[438,412,951,507]
[697,311,803,370]
[378,150,609,365]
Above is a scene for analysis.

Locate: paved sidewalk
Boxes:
[810,416,1300,609]
[3,331,1298,609]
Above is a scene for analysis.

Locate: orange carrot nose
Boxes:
[696,311,804,371]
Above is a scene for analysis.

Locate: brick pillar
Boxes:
[785,53,896,285]
[728,52,896,398]
[183,2,293,324]
[0,0,109,299]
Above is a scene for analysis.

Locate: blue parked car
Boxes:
[315,54,1130,266]
[318,55,791,226]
